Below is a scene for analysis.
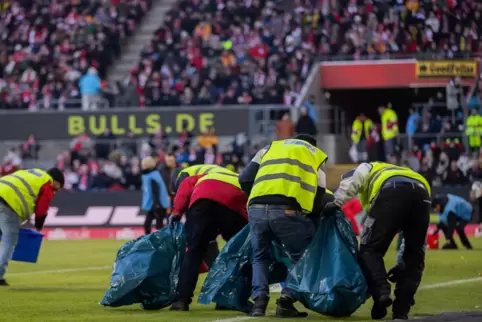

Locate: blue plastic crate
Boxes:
[11,228,44,263]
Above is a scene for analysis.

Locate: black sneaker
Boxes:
[371,295,393,320]
[392,315,408,320]
[275,297,308,318]
[250,295,269,317]
[170,300,189,311]
[0,279,9,286]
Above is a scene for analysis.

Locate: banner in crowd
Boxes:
[0,107,250,140]
[415,60,477,78]
[319,59,479,89]
[23,189,481,240]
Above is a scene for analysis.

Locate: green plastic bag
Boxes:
[197,225,291,312]
[100,223,186,308]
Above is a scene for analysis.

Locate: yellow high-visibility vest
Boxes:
[381,108,399,141]
[178,165,231,177]
[196,171,240,189]
[351,118,373,144]
[359,162,431,211]
[0,169,52,220]
[248,139,328,213]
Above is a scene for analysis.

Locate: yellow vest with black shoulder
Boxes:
[0,169,53,220]
[249,139,328,213]
[359,162,431,212]
[178,164,231,177]
[196,171,241,189]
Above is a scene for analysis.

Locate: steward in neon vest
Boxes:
[330,162,431,320]
[168,170,248,311]
[0,167,64,286]
[238,134,328,318]
[172,164,232,194]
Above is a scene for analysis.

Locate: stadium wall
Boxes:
[22,188,482,240]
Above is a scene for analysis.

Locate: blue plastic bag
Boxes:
[198,225,291,312]
[286,211,369,317]
[100,223,186,308]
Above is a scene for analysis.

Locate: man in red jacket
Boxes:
[169,171,248,311]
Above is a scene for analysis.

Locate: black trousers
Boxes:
[359,182,430,316]
[176,199,248,303]
[143,208,166,235]
[437,213,472,249]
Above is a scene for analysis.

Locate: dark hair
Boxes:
[47,167,65,188]
[294,134,317,147]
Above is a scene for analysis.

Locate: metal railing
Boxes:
[316,52,482,62]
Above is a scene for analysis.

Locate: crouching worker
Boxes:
[0,168,64,286]
[171,164,233,268]
[141,157,170,235]
[327,162,431,320]
[169,171,248,311]
[239,134,328,318]
[432,194,473,250]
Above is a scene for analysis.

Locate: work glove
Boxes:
[322,202,340,216]
[168,214,181,227]
[387,263,405,283]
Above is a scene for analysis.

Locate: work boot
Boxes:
[0,279,9,286]
[170,300,189,311]
[442,241,458,249]
[371,294,392,320]
[392,314,408,320]
[250,295,269,317]
[275,297,308,318]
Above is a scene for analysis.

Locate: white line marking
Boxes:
[210,277,482,322]
[8,266,111,277]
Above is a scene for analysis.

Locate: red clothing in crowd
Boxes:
[34,182,55,220]
[172,174,248,220]
[341,198,363,235]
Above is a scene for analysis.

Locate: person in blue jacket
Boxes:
[431,194,473,249]
[141,157,171,235]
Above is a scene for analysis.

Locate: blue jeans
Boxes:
[249,205,315,300]
[0,202,21,279]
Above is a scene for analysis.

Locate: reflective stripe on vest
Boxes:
[360,162,431,211]
[249,139,327,213]
[196,171,240,189]
[0,179,31,217]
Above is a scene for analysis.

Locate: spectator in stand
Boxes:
[20,134,40,160]
[295,106,317,136]
[79,67,101,110]
[198,126,218,151]
[276,113,295,140]
[467,158,482,182]
[95,128,116,159]
[443,160,468,185]
[70,132,93,163]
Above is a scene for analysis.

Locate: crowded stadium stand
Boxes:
[0,0,152,110]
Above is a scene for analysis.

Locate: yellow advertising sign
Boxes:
[416,61,477,78]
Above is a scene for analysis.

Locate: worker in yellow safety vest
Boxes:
[465,108,482,153]
[378,105,399,158]
[325,162,431,320]
[172,164,232,194]
[352,114,373,162]
[238,134,328,318]
[0,168,64,286]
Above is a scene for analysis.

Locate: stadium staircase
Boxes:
[106,0,177,83]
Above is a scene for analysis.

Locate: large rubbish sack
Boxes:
[100,223,186,308]
[198,225,291,313]
[286,210,369,317]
